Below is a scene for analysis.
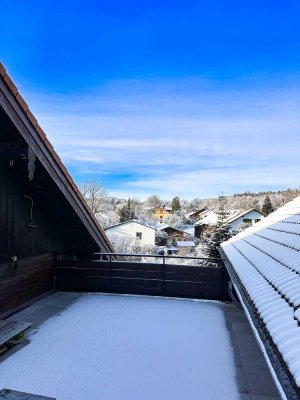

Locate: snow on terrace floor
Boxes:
[0,293,239,400]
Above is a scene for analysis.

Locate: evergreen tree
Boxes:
[216,195,230,226]
[203,195,232,257]
[118,198,136,222]
[171,196,181,212]
[203,223,232,258]
[261,196,275,215]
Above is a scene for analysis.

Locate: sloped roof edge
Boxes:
[226,208,265,223]
[105,220,157,231]
[0,62,114,253]
[219,247,296,399]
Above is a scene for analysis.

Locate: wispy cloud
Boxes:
[24,76,300,199]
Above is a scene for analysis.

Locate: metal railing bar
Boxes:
[92,252,222,262]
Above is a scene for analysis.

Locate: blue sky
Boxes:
[1,0,299,199]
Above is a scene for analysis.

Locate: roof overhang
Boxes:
[219,247,299,400]
[0,63,114,254]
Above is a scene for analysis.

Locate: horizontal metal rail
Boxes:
[93,252,222,263]
[54,255,228,300]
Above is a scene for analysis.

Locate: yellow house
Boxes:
[154,206,172,222]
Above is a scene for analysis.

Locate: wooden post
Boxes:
[109,254,112,289]
[162,255,166,295]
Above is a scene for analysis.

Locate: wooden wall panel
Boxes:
[0,253,54,317]
[0,164,64,263]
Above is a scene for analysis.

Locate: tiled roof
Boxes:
[158,225,185,234]
[221,196,300,387]
[194,210,218,226]
[0,62,114,252]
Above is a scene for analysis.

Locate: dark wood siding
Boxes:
[0,163,64,262]
[0,253,54,317]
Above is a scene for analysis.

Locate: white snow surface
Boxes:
[0,294,239,400]
[194,210,218,226]
[221,195,300,386]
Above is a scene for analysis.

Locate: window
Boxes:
[136,232,142,240]
[243,218,252,224]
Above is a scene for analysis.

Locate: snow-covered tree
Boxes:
[202,224,232,258]
[155,230,168,246]
[118,198,136,222]
[163,212,188,229]
[261,196,275,215]
[138,212,158,227]
[79,179,120,228]
[108,234,156,260]
[171,196,181,212]
[144,194,163,211]
[79,179,109,214]
[96,207,120,228]
[202,196,232,258]
[216,195,230,225]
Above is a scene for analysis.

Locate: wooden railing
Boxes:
[54,253,229,301]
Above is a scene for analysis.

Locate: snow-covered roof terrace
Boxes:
[0,292,279,400]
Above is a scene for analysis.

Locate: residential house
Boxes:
[185,208,207,221]
[154,205,172,222]
[194,210,218,237]
[226,208,265,233]
[194,208,265,237]
[105,220,156,246]
[157,224,194,247]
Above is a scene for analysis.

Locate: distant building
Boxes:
[158,225,195,247]
[194,210,218,238]
[105,220,156,246]
[226,208,265,232]
[154,205,172,222]
[194,208,265,237]
[185,208,207,221]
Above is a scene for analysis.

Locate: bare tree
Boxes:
[79,179,109,214]
[144,194,163,211]
[78,179,120,227]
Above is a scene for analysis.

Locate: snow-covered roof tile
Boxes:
[221,195,300,388]
[194,210,218,226]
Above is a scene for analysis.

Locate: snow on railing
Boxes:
[93,252,223,268]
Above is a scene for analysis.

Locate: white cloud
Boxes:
[23,76,300,199]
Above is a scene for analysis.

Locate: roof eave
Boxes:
[0,63,114,253]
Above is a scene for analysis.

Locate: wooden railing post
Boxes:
[162,255,166,295]
[109,254,112,289]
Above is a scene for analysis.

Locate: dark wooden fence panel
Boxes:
[0,253,54,317]
[55,260,229,301]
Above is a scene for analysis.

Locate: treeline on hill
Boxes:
[78,180,300,229]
